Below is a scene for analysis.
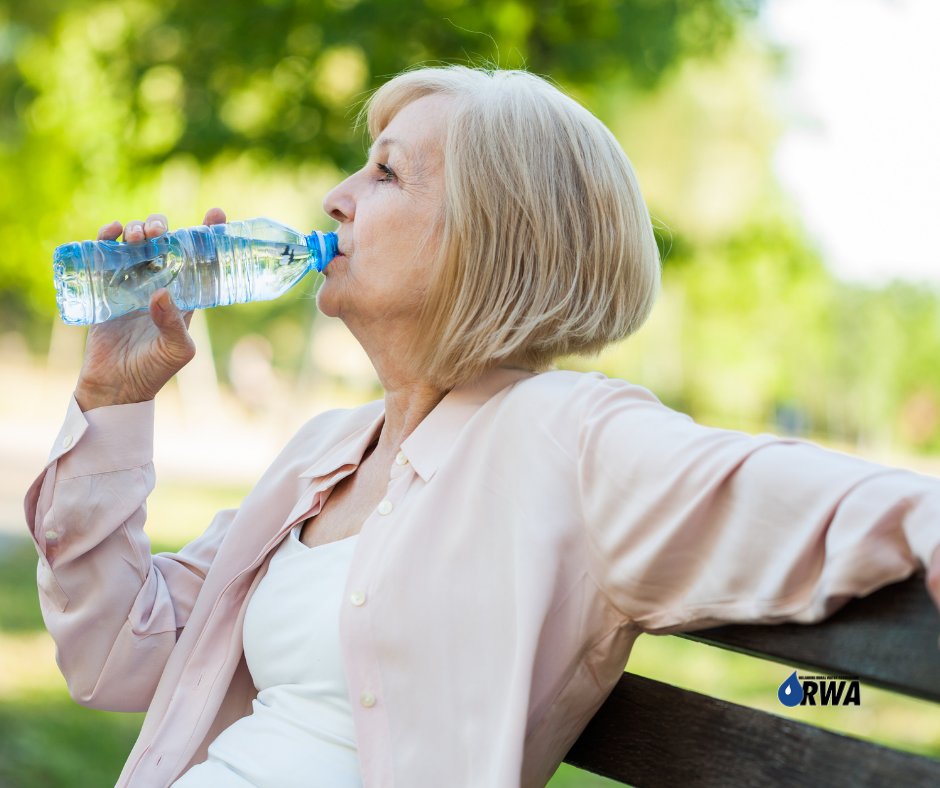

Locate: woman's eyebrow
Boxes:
[369,137,410,159]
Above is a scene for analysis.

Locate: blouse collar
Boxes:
[298,366,536,482]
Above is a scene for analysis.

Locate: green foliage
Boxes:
[2,0,756,168]
[2,0,939,451]
[565,215,940,449]
[0,0,757,343]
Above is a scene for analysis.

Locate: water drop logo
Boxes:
[778,670,804,707]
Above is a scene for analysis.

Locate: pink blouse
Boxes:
[24,366,940,787]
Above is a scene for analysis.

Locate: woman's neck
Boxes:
[377,379,448,455]
[349,323,449,453]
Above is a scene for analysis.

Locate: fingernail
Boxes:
[146,220,166,234]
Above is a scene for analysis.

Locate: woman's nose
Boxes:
[323,175,356,223]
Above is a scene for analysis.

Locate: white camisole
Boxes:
[172,523,362,787]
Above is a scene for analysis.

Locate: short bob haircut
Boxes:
[363,65,661,391]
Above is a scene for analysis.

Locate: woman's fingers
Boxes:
[99,210,215,244]
[123,221,146,243]
[97,220,123,242]
[204,207,226,226]
[144,214,168,238]
[119,214,167,243]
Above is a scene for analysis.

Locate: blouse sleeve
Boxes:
[575,374,940,634]
[23,395,235,712]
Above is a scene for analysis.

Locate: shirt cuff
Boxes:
[52,395,155,480]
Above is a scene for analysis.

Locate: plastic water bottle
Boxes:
[52,217,339,325]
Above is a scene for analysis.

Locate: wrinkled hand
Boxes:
[73,207,227,411]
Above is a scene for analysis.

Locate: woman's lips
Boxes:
[324,251,346,274]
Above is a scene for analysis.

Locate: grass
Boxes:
[4,480,939,787]
[0,534,145,787]
[0,690,144,787]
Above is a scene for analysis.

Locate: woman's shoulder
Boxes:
[479,368,669,450]
[508,368,664,410]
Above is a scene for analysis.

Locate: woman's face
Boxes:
[317,94,450,344]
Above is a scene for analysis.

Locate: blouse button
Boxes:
[44,529,59,541]
[377,500,393,516]
[394,451,408,466]
[62,434,74,449]
[350,591,366,606]
[360,691,377,708]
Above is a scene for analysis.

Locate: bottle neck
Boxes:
[306,231,339,273]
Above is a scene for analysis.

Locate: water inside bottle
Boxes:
[56,228,316,323]
[103,232,314,308]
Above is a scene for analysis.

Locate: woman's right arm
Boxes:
[24,401,237,712]
[24,209,231,713]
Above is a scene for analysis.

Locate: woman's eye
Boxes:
[376,162,395,182]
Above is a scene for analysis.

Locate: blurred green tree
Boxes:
[0,0,759,334]
[2,0,759,165]
[4,0,940,452]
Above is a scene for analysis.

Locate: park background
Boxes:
[1,0,939,784]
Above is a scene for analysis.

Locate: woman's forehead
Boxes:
[376,95,452,151]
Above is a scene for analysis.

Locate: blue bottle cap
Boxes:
[307,231,339,273]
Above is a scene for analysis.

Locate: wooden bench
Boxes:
[563,573,940,787]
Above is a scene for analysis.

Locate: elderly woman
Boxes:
[25,66,940,787]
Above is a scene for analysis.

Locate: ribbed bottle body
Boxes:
[53,218,336,325]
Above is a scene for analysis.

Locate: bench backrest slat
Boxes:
[681,574,940,702]
[564,672,940,787]
[563,573,940,786]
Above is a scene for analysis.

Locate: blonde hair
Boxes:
[364,65,661,390]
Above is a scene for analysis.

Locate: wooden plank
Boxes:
[563,673,940,788]
[680,573,940,702]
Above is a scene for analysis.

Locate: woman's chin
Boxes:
[315,288,341,318]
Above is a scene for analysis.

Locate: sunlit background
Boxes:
[1,0,938,784]
[766,0,940,284]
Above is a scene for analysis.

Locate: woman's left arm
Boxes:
[575,375,940,634]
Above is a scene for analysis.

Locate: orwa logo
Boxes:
[777,670,861,707]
